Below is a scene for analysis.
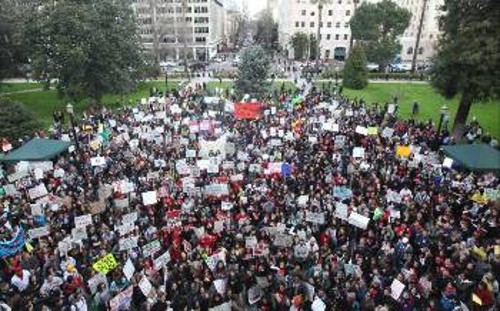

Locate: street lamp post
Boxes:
[66,103,80,151]
[433,105,448,151]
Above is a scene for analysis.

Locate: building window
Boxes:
[301,10,306,16]
[344,34,348,40]
[311,11,315,16]
[338,0,342,4]
[346,10,351,16]
[296,21,300,27]
[195,37,206,42]
[407,47,413,54]
[335,34,340,40]
[345,22,349,28]
[319,34,322,39]
[328,10,333,16]
[429,34,433,39]
[310,22,315,27]
[320,22,323,27]
[335,22,340,28]
[194,27,209,34]
[418,47,424,54]
[301,21,305,27]
[327,22,332,28]
[327,34,331,40]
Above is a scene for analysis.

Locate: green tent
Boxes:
[442,144,500,172]
[0,138,71,162]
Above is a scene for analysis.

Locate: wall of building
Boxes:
[276,0,442,62]
[132,0,225,62]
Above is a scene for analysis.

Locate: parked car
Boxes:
[366,63,379,72]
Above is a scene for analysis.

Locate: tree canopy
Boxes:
[234,46,271,99]
[350,0,411,70]
[291,32,309,60]
[430,0,500,139]
[343,44,368,90]
[24,0,144,103]
[0,99,41,142]
[253,10,279,51]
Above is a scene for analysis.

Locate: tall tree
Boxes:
[291,32,309,60]
[234,46,271,99]
[343,44,368,90]
[0,99,41,142]
[253,10,278,51]
[24,0,143,104]
[309,34,319,61]
[0,0,34,80]
[411,0,428,73]
[350,0,411,71]
[430,0,500,140]
[310,0,332,61]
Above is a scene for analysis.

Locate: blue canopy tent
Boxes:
[0,138,71,162]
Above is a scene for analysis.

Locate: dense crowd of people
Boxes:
[0,80,498,311]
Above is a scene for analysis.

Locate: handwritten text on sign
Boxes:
[92,253,118,275]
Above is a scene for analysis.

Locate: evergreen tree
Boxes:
[0,99,41,142]
[343,45,368,90]
[430,0,500,139]
[234,46,271,99]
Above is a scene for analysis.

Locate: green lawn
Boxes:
[316,83,500,138]
[6,81,180,126]
[0,82,44,94]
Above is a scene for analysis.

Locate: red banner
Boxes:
[234,103,261,120]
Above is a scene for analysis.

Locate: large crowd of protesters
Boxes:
[0,79,498,311]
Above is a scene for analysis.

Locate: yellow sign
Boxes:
[471,246,487,261]
[367,127,378,135]
[92,253,118,275]
[472,293,482,305]
[396,145,411,157]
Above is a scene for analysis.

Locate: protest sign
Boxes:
[30,204,43,216]
[28,226,50,239]
[234,103,261,120]
[312,296,326,311]
[396,145,411,157]
[90,157,106,167]
[221,201,234,211]
[115,198,128,210]
[367,127,378,135]
[109,286,133,311]
[348,212,370,230]
[213,279,227,295]
[382,127,394,138]
[74,214,93,228]
[333,186,352,200]
[71,227,87,241]
[7,170,28,183]
[273,234,293,247]
[305,211,325,224]
[248,285,263,304]
[28,184,49,200]
[153,251,171,271]
[186,149,197,158]
[122,212,138,224]
[442,157,453,168]
[208,302,231,311]
[297,195,309,206]
[355,126,368,136]
[390,279,406,300]
[123,259,135,281]
[206,251,226,271]
[204,184,229,196]
[352,147,365,158]
[335,202,349,220]
[119,236,138,251]
[142,240,161,258]
[141,191,157,206]
[138,276,153,297]
[92,253,118,275]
